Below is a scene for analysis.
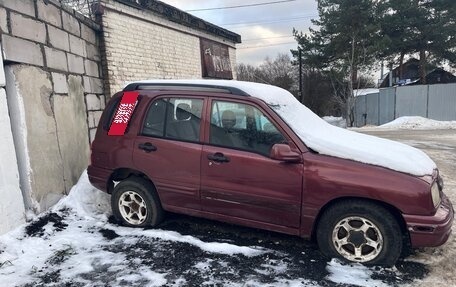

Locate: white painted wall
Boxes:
[4,66,36,214]
[0,87,25,235]
[0,44,25,235]
[0,54,4,86]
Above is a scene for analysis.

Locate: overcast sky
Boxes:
[160,0,318,66]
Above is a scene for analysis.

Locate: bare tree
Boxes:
[60,0,98,17]
[236,53,297,92]
[236,63,261,83]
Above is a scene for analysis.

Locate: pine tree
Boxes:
[379,0,456,84]
[378,0,417,79]
[293,0,382,126]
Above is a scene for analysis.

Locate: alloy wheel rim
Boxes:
[118,191,148,225]
[332,216,383,262]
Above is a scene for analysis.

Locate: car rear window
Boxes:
[102,97,121,131]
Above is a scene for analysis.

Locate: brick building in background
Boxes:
[0,0,240,234]
[98,0,240,98]
[91,0,240,141]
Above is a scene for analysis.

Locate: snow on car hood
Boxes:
[131,80,437,176]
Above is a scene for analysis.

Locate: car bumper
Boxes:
[87,165,112,193]
[403,194,454,248]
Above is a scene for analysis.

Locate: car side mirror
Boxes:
[270,144,302,163]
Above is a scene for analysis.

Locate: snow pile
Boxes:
[322,116,346,128]
[326,259,391,287]
[53,170,111,219]
[132,80,436,176]
[381,116,456,130]
[113,227,265,256]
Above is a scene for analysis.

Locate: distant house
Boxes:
[379,58,456,87]
[412,68,456,85]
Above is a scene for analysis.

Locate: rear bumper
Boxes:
[87,165,112,193]
[403,194,454,248]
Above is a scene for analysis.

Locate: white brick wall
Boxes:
[103,10,200,93]
[102,1,238,94]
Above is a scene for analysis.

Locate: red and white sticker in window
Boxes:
[108,91,139,136]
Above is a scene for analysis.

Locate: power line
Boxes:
[186,0,297,12]
[219,13,316,26]
[243,35,294,41]
[222,15,317,28]
[238,41,297,49]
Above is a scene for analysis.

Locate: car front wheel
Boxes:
[111,177,164,227]
[316,200,402,266]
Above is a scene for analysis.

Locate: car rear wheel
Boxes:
[316,200,402,266]
[111,177,164,227]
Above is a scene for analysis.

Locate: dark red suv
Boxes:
[88,80,453,266]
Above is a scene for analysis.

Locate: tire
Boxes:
[111,177,164,228]
[316,200,402,266]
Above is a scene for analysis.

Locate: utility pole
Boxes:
[388,63,393,87]
[298,48,303,103]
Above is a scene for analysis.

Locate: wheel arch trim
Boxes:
[309,197,408,242]
[108,167,158,196]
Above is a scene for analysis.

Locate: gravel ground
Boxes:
[0,128,454,287]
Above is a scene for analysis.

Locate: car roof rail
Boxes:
[123,83,250,96]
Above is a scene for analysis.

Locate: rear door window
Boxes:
[142,97,204,142]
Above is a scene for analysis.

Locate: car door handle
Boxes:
[138,142,157,152]
[207,152,230,163]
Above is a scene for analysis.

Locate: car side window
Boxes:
[210,100,286,156]
[142,98,203,142]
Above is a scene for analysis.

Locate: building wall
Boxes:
[100,0,237,96]
[0,0,106,220]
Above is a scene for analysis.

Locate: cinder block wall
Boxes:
[0,0,106,216]
[100,0,237,96]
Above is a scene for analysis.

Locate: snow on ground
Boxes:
[54,175,265,257]
[322,116,347,128]
[0,172,268,287]
[379,117,456,130]
[0,171,428,287]
[326,259,392,287]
